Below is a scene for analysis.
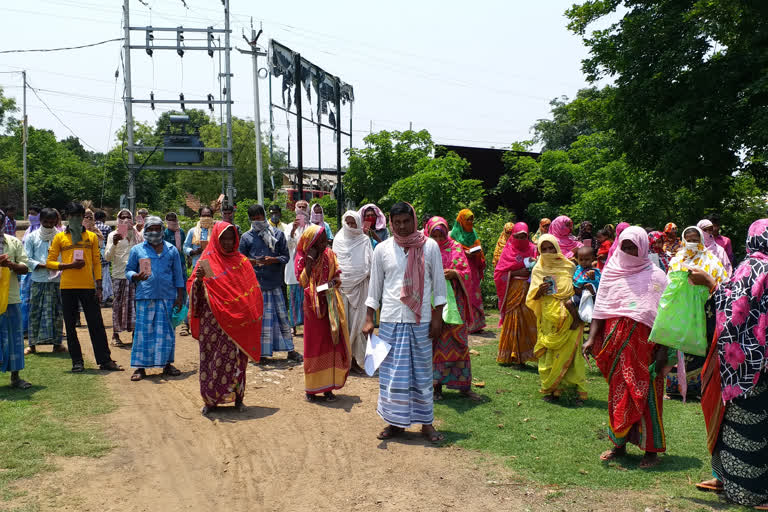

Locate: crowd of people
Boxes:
[1,199,765,509]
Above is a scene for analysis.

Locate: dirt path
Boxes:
[12,311,686,512]
[15,311,542,512]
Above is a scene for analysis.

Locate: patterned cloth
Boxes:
[0,304,25,372]
[20,274,31,333]
[112,278,136,333]
[100,263,113,303]
[595,317,666,453]
[377,322,433,427]
[496,279,537,364]
[712,218,768,401]
[260,288,294,356]
[197,290,249,406]
[710,376,768,507]
[130,299,176,368]
[28,281,63,346]
[288,283,304,327]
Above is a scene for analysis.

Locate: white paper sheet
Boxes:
[364,333,392,376]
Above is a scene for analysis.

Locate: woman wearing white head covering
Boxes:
[332,210,373,372]
[697,219,732,275]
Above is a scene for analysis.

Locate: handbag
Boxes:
[649,271,709,356]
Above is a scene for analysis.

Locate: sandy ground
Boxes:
[7,310,711,512]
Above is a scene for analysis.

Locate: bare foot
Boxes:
[460,389,484,402]
[600,446,626,461]
[421,424,445,444]
[695,478,723,493]
[377,425,404,440]
[639,452,661,469]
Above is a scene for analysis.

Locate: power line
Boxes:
[0,38,124,55]
[26,81,99,151]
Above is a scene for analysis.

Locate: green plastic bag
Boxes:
[649,271,709,356]
[432,279,463,325]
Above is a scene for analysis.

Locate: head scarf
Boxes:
[531,218,551,243]
[549,215,583,259]
[524,234,575,318]
[668,226,727,285]
[392,204,428,321]
[426,216,475,323]
[450,209,479,249]
[116,208,140,243]
[713,219,768,402]
[606,221,630,264]
[84,208,103,241]
[358,204,387,231]
[697,219,732,274]
[187,223,263,362]
[192,212,214,245]
[662,222,681,255]
[493,222,515,268]
[495,222,537,314]
[332,211,373,290]
[310,205,325,225]
[647,231,671,272]
[295,200,309,210]
[592,226,668,328]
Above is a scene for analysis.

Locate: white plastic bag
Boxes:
[578,289,594,323]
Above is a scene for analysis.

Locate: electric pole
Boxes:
[123,0,136,215]
[238,27,266,205]
[22,71,27,216]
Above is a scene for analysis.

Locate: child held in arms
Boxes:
[595,229,612,270]
[572,246,601,306]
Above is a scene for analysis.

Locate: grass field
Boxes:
[0,351,114,505]
[433,337,738,510]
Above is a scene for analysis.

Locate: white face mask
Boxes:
[685,242,700,251]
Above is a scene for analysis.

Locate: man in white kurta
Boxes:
[364,202,446,443]
[332,211,373,373]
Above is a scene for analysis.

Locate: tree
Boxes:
[0,87,17,133]
[566,1,768,200]
[532,87,613,151]
[345,130,434,206]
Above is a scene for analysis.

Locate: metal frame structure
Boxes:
[267,40,354,225]
[122,0,235,213]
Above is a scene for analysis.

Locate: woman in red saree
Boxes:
[449,209,486,333]
[584,226,669,468]
[188,223,264,415]
[425,217,481,401]
[295,225,351,402]
[494,222,538,365]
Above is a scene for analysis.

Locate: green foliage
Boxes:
[345,130,434,206]
[532,87,613,151]
[565,1,768,198]
[0,86,16,132]
[473,209,515,308]
[310,195,339,234]
[234,193,297,231]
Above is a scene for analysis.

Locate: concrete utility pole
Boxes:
[22,71,27,215]
[238,28,266,205]
[123,0,136,215]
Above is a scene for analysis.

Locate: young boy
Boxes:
[572,246,601,306]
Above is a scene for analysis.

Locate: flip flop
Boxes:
[377,425,404,440]
[695,479,723,493]
[131,370,145,382]
[163,365,182,376]
[10,379,32,390]
[600,448,625,461]
[421,426,445,444]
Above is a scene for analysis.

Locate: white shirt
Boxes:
[283,223,305,285]
[104,231,139,280]
[365,237,447,323]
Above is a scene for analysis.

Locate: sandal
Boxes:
[324,391,337,402]
[377,425,404,440]
[695,478,723,493]
[72,362,85,373]
[639,453,661,469]
[163,364,181,376]
[421,425,445,444]
[306,393,321,402]
[131,369,145,381]
[287,350,304,363]
[112,336,127,348]
[600,446,626,461]
[179,325,191,337]
[24,346,36,355]
[10,378,32,390]
[99,360,124,372]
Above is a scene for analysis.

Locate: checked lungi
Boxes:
[261,288,294,357]
[112,278,136,333]
[130,299,175,368]
[28,281,63,346]
[377,322,434,428]
[288,283,304,327]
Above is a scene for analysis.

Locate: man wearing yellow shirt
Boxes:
[0,208,33,389]
[47,202,123,373]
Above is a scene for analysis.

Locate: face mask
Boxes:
[251,220,268,232]
[200,217,214,229]
[143,230,163,245]
[68,216,83,233]
[270,214,280,225]
[685,242,700,251]
[311,211,323,224]
[39,226,57,242]
[167,220,179,231]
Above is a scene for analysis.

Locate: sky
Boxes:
[0,0,602,168]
